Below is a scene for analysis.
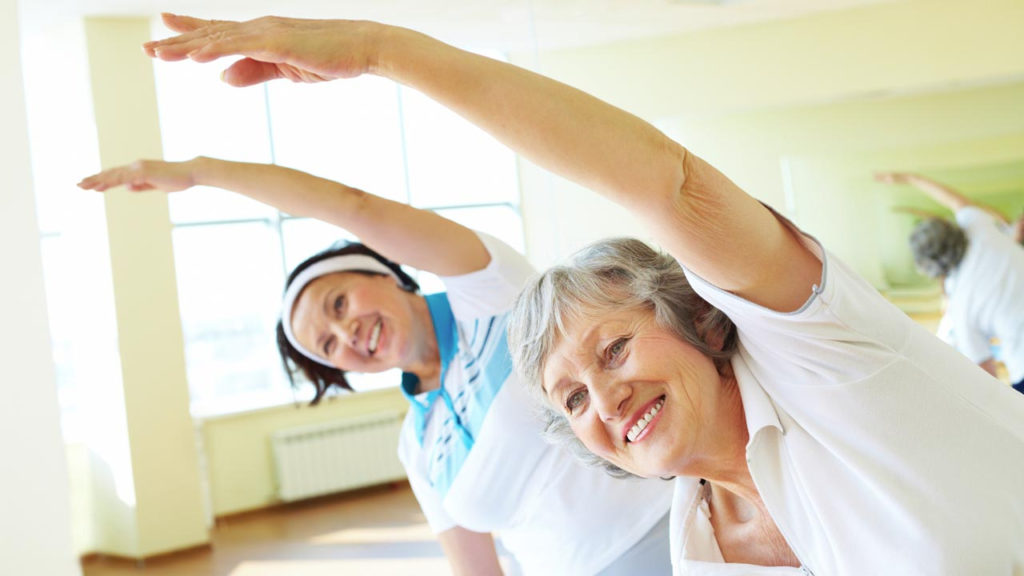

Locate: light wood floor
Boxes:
[81,482,454,576]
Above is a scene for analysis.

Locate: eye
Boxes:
[333,295,345,315]
[605,337,629,365]
[323,335,336,358]
[565,388,588,414]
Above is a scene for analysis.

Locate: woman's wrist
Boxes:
[186,156,208,185]
[369,23,436,82]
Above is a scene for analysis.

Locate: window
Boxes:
[152,45,524,417]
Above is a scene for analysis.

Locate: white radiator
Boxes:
[271,410,407,502]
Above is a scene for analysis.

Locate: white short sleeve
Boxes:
[948,207,998,363]
[438,232,536,320]
[397,415,455,533]
[683,231,914,387]
[955,205,994,230]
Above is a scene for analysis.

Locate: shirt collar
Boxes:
[731,350,785,446]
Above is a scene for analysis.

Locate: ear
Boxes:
[693,300,727,353]
[392,274,416,293]
[705,326,727,353]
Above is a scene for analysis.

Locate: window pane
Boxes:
[400,86,519,208]
[280,218,358,274]
[166,186,280,226]
[267,78,408,204]
[171,223,307,415]
[151,33,276,224]
[414,206,525,296]
[436,205,525,253]
[152,52,272,163]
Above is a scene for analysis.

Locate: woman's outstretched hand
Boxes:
[143,13,385,87]
[874,171,914,185]
[78,159,197,193]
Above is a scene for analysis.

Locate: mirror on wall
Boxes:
[784,151,1024,320]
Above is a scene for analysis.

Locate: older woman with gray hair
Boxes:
[510,237,738,479]
[879,171,1024,393]
[143,14,1024,574]
[908,217,968,278]
[509,228,1024,575]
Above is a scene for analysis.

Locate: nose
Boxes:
[332,318,360,351]
[591,377,631,422]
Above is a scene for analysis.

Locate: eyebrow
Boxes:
[544,377,566,398]
[542,318,619,397]
[321,288,334,317]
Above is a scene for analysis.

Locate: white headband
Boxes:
[281,254,400,368]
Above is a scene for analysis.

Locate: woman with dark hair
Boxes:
[137,14,1024,575]
[274,240,421,402]
[79,156,674,575]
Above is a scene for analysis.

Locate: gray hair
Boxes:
[508,237,737,477]
[909,218,967,278]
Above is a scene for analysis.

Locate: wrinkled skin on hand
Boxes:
[144,13,386,87]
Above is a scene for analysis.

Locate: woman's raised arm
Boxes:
[146,14,820,311]
[78,157,490,276]
[876,171,1010,224]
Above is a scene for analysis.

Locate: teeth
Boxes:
[626,399,663,443]
[368,320,382,354]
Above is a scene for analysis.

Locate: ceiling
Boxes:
[21,0,902,52]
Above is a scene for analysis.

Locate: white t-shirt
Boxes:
[397,233,674,575]
[671,227,1024,576]
[944,207,1024,382]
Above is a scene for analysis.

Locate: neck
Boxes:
[402,294,441,393]
[685,369,756,494]
[706,479,768,525]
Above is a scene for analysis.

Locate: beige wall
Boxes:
[517,0,1024,121]
[201,388,407,517]
[0,0,80,572]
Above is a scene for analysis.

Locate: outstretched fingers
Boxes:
[77,161,180,193]
[144,15,255,63]
[141,15,371,87]
[222,58,331,86]
[160,12,214,33]
[221,58,284,86]
[77,177,108,192]
[874,172,902,184]
[78,166,130,192]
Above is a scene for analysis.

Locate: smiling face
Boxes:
[542,305,740,479]
[289,271,429,374]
